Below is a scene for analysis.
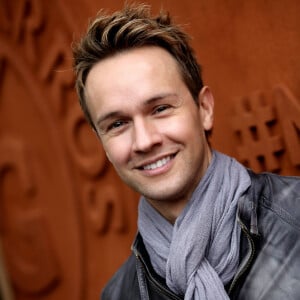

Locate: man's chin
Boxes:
[137,187,185,203]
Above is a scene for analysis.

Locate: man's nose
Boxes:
[132,118,162,153]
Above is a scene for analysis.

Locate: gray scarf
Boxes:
[138,151,251,299]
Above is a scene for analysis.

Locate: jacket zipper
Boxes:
[133,250,182,300]
[228,218,257,295]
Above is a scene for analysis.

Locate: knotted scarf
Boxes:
[138,151,251,299]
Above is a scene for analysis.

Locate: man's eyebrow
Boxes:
[144,93,177,105]
[96,111,123,127]
[96,93,178,126]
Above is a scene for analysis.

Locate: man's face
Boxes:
[85,46,214,209]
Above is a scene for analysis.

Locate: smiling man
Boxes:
[73,4,300,300]
[85,46,213,223]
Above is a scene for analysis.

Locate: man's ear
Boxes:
[198,86,214,131]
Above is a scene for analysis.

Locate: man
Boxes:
[73,4,300,300]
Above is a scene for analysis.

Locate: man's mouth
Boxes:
[141,155,173,170]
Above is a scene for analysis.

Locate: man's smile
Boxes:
[135,153,177,172]
[142,155,172,170]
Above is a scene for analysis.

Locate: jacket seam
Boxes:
[261,196,300,231]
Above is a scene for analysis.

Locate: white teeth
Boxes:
[143,156,171,170]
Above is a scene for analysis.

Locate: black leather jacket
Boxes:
[101,170,300,299]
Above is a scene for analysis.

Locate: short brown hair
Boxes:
[73,4,203,130]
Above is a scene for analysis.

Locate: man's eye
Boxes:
[108,120,125,131]
[154,105,170,114]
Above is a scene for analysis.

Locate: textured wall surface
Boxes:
[0,0,299,299]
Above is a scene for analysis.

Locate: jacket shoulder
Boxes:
[234,171,300,299]
[248,170,300,230]
[101,254,140,300]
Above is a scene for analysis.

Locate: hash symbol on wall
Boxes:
[232,85,300,172]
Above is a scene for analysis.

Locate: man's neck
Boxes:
[146,197,190,224]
